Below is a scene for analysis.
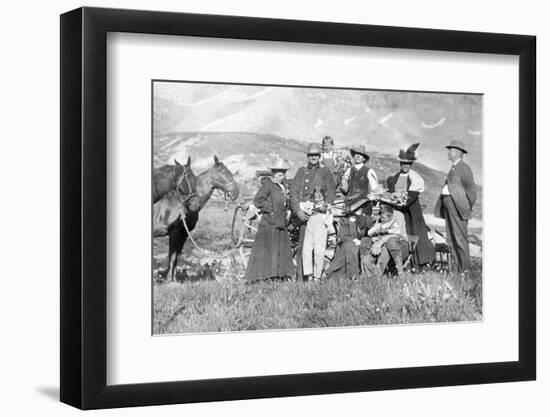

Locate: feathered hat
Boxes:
[397,143,420,163]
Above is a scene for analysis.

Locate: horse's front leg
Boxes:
[165,249,177,282]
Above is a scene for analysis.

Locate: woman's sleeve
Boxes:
[404,170,424,206]
[254,183,271,213]
[408,170,425,193]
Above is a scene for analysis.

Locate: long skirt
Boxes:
[244,220,295,282]
[326,240,360,280]
[401,200,435,265]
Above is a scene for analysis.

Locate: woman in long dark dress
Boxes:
[386,143,435,266]
[326,212,371,280]
[244,165,295,282]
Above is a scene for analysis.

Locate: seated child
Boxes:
[362,204,408,278]
[301,186,333,281]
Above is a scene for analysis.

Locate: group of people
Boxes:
[244,135,477,283]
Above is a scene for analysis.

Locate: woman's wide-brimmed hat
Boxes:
[445,139,468,154]
[270,159,289,173]
[350,144,369,159]
[306,143,322,155]
[397,143,420,163]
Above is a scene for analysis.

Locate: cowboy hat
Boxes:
[270,159,289,173]
[350,144,368,159]
[445,139,468,154]
[306,143,322,155]
[397,143,420,163]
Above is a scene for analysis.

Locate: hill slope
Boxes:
[154,132,482,221]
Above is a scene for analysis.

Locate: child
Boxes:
[362,204,408,278]
[321,135,337,174]
[301,186,334,281]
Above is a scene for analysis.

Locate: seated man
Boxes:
[362,204,409,278]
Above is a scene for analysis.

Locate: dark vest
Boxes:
[349,165,372,196]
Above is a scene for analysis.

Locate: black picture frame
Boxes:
[60,6,536,410]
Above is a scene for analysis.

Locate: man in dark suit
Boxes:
[290,143,337,281]
[434,140,477,273]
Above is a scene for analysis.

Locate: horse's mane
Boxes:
[154,163,183,180]
[152,163,189,203]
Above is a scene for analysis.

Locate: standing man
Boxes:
[434,140,477,274]
[341,144,379,215]
[290,143,337,281]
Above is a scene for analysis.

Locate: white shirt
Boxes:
[442,159,461,195]
[398,169,425,193]
[321,150,335,161]
[342,163,379,191]
[368,212,408,242]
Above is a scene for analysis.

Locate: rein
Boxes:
[178,176,237,255]
[180,210,209,255]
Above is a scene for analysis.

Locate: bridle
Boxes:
[175,166,198,209]
[212,177,238,202]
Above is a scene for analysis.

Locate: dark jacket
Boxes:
[244,180,295,281]
[254,180,289,229]
[434,159,477,221]
[289,164,336,214]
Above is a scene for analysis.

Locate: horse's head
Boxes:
[174,157,197,199]
[209,155,240,200]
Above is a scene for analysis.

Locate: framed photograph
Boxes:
[60,6,536,409]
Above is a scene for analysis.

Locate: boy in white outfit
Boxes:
[301,186,334,281]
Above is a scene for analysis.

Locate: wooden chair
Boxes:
[434,242,452,272]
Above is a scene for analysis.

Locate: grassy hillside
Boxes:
[154,267,482,334]
[152,132,483,334]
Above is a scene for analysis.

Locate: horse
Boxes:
[153,155,240,282]
[152,157,196,204]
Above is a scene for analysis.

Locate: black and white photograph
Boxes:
[0,0,544,413]
[152,81,483,334]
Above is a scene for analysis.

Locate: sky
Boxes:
[154,82,483,179]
